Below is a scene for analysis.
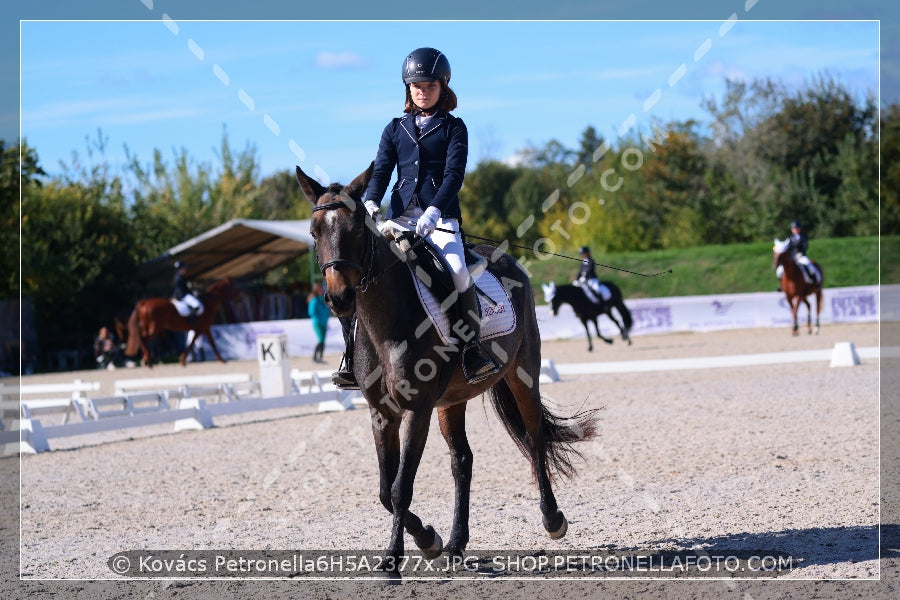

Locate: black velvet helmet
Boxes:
[402,47,451,85]
[174,260,186,270]
[791,220,803,229]
[579,246,590,254]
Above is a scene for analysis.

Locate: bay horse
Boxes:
[124,278,237,366]
[295,163,598,579]
[542,281,633,351]
[773,238,823,335]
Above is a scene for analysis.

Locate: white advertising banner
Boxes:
[191,285,884,361]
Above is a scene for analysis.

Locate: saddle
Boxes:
[170,296,203,317]
[383,228,515,344]
[793,257,820,285]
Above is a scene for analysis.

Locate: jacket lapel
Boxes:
[399,114,417,144]
[418,113,445,140]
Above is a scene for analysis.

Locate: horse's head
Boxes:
[541,282,560,315]
[772,237,790,269]
[296,163,375,317]
[205,277,239,301]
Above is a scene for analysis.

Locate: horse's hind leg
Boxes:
[592,319,614,345]
[604,311,628,344]
[370,409,443,565]
[581,320,594,352]
[497,374,567,539]
[437,403,472,554]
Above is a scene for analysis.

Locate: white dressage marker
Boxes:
[830,342,861,367]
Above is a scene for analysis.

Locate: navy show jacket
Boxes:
[364,111,468,222]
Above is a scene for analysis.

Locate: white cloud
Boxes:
[313,51,369,70]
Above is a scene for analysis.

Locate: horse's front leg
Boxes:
[370,407,442,578]
[581,320,593,351]
[814,291,822,334]
[201,328,227,364]
[437,403,472,555]
[802,298,812,334]
[179,330,198,366]
[791,298,800,336]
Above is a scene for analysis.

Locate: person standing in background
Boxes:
[307,282,330,363]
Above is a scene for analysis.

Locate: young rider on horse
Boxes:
[332,47,498,389]
[778,220,819,285]
[172,260,204,321]
[575,246,608,304]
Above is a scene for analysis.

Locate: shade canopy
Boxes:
[135,219,314,293]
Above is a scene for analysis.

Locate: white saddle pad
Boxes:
[409,266,517,345]
[170,298,204,317]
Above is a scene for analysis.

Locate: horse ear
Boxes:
[295,166,327,204]
[344,162,375,200]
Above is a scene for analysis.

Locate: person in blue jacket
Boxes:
[332,47,498,389]
[307,282,330,363]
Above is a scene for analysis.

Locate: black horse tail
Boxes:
[613,293,633,334]
[487,377,599,481]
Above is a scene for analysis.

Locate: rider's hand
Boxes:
[364,200,381,224]
[416,206,441,237]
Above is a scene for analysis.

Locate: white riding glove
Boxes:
[364,200,381,224]
[416,206,441,237]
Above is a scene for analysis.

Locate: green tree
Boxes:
[882,103,900,235]
[458,159,525,245]
[21,178,138,346]
[1,140,46,299]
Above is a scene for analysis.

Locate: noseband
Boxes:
[311,199,374,287]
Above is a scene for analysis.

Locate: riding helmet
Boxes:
[402,48,451,85]
[790,220,803,229]
[174,260,186,270]
[579,246,590,254]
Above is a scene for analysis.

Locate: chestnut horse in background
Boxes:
[773,239,823,335]
[125,278,237,366]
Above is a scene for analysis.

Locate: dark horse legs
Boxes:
[437,403,473,554]
[370,407,442,574]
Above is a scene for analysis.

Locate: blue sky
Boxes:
[20,19,878,186]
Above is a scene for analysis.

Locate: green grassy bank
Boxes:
[521,235,894,300]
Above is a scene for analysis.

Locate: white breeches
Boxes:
[385,205,475,294]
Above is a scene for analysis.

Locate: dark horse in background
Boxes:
[124,278,237,367]
[295,163,598,579]
[773,238,823,335]
[542,281,633,352]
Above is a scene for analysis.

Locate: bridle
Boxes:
[311,198,376,289]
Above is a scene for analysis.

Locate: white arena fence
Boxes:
[1,285,892,455]
[187,285,887,361]
[1,370,358,455]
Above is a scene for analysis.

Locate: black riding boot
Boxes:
[457,286,499,384]
[313,342,323,363]
[332,315,359,389]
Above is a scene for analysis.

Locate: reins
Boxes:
[311,198,415,291]
[432,226,673,278]
[312,198,671,283]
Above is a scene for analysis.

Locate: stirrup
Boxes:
[462,343,499,384]
[332,370,359,390]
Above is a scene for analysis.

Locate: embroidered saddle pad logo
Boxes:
[409,265,517,345]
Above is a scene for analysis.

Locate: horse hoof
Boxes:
[421,529,443,560]
[543,510,568,539]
